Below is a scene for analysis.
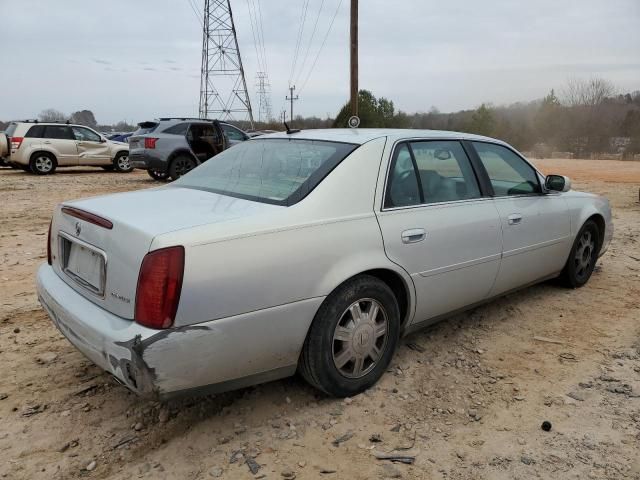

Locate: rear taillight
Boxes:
[135,246,184,329]
[10,137,24,149]
[144,138,158,149]
[47,220,52,265]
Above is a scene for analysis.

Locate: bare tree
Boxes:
[562,77,616,107]
[38,108,67,122]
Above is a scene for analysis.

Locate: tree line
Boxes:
[3,77,638,157]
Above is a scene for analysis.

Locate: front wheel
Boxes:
[113,152,133,172]
[299,275,400,397]
[559,220,600,288]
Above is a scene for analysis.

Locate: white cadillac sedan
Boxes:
[37,129,612,398]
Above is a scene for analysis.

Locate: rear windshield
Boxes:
[5,123,17,137]
[173,138,358,206]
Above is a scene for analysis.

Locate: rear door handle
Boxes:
[43,141,51,144]
[401,228,426,244]
[508,214,523,225]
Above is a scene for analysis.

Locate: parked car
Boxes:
[37,129,612,399]
[1,121,131,174]
[108,132,134,143]
[129,118,228,181]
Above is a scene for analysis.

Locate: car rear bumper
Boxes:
[36,263,324,399]
[129,152,167,172]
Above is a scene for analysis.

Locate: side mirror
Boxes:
[99,137,107,143]
[545,174,571,192]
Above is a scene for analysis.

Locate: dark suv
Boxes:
[129,118,233,181]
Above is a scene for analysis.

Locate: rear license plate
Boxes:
[59,234,106,295]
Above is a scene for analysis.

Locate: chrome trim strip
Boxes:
[417,252,502,278]
[502,236,569,258]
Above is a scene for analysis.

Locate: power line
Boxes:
[298,0,344,95]
[289,0,311,86]
[186,0,204,27]
[245,0,265,72]
[254,0,269,75]
[293,0,325,87]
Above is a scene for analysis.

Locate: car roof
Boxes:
[260,128,508,146]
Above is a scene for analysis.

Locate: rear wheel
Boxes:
[29,153,57,175]
[169,155,197,180]
[113,152,132,172]
[299,275,400,397]
[560,220,600,288]
[147,169,170,182]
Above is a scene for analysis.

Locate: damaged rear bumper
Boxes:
[37,264,158,396]
[36,264,324,399]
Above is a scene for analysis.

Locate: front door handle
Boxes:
[401,228,426,244]
[43,141,51,144]
[508,213,523,225]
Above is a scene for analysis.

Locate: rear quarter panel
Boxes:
[151,137,416,328]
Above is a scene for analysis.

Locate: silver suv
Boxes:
[0,121,131,175]
[129,118,241,181]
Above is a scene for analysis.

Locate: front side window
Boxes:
[173,138,357,205]
[473,142,541,196]
[43,125,74,140]
[222,124,247,141]
[72,126,101,142]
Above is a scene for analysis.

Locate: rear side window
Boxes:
[43,125,74,140]
[163,123,189,135]
[472,142,541,196]
[134,121,159,135]
[385,140,481,208]
[25,125,45,138]
[221,124,247,141]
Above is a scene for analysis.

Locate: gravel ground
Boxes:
[1,160,639,480]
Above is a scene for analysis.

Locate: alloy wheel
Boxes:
[332,298,389,378]
[35,156,53,173]
[117,154,130,170]
[574,229,595,282]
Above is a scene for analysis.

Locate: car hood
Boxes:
[109,140,129,147]
[65,186,284,238]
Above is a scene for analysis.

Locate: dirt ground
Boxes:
[1,159,639,480]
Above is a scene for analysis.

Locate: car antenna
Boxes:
[284,121,300,135]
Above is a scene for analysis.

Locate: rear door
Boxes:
[72,126,111,165]
[376,139,502,325]
[43,125,78,165]
[470,141,571,295]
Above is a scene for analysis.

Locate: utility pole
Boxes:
[350,0,358,118]
[286,85,299,124]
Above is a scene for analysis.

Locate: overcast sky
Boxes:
[1,0,638,125]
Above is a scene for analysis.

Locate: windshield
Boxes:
[173,138,358,205]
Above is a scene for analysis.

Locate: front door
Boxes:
[72,126,111,165]
[376,140,502,325]
[470,141,571,295]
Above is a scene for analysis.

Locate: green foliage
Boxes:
[467,104,495,136]
[333,90,408,128]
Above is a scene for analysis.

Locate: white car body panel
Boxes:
[36,129,613,398]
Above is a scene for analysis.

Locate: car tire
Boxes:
[113,152,133,173]
[29,152,57,175]
[169,155,197,181]
[147,169,170,182]
[299,275,400,397]
[559,220,600,288]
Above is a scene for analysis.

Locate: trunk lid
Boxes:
[51,186,282,319]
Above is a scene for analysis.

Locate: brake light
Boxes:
[144,138,158,149]
[47,220,52,265]
[10,137,24,149]
[61,207,113,229]
[135,246,184,329]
